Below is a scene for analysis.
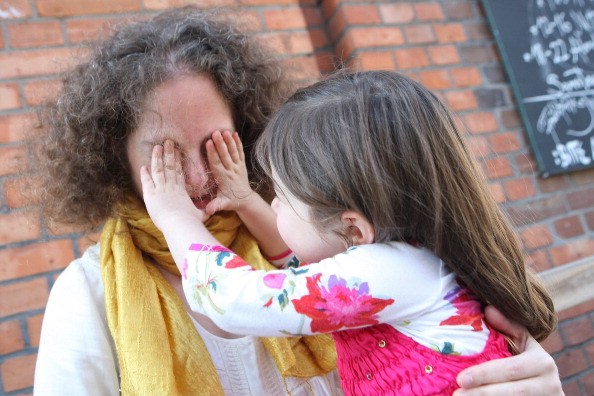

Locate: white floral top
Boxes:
[181,241,491,356]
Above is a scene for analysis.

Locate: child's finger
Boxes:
[204,197,221,215]
[163,140,177,184]
[175,145,185,186]
[222,130,240,163]
[212,130,234,169]
[232,132,245,162]
[151,144,165,187]
[206,139,222,170]
[140,165,155,192]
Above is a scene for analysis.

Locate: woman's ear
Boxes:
[341,211,375,246]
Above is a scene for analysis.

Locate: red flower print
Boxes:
[292,274,394,333]
[440,286,483,331]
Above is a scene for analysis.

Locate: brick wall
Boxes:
[0,0,593,394]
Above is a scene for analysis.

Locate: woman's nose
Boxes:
[184,155,210,188]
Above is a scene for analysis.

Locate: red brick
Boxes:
[0,239,74,282]
[516,153,538,174]
[558,299,594,321]
[394,48,429,69]
[540,330,563,354]
[464,112,498,133]
[0,210,41,245]
[567,187,594,210]
[444,1,476,19]
[466,22,492,41]
[341,5,381,25]
[586,210,594,230]
[27,314,44,348]
[434,23,466,42]
[350,27,405,49]
[465,136,491,158]
[506,196,566,226]
[414,2,445,21]
[0,48,77,79]
[1,353,36,392]
[419,70,450,90]
[554,215,585,239]
[8,21,63,48]
[489,133,521,153]
[549,238,594,266]
[487,182,505,203]
[36,0,140,17]
[501,108,522,129]
[264,7,308,30]
[580,371,594,396]
[378,3,415,24]
[450,67,482,87]
[0,278,48,317]
[0,83,20,110]
[560,317,594,346]
[525,249,552,272]
[143,0,234,9]
[520,224,553,250]
[504,177,536,201]
[572,169,594,186]
[321,0,340,19]
[561,380,580,396]
[444,90,477,111]
[66,18,119,43]
[0,113,34,143]
[0,320,25,354]
[4,175,40,209]
[282,56,321,81]
[483,157,513,179]
[404,24,436,44]
[0,145,27,176]
[23,79,60,106]
[258,31,315,55]
[46,218,89,236]
[328,9,348,42]
[356,51,396,71]
[556,348,587,379]
[0,0,31,18]
[427,45,460,65]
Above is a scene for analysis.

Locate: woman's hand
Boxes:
[454,306,563,395]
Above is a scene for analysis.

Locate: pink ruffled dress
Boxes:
[334,323,511,395]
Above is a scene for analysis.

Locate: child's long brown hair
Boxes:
[257,71,556,341]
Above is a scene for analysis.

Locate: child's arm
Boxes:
[140,140,220,270]
[205,130,290,262]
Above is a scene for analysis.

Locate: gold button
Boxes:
[366,373,373,380]
[424,365,433,374]
[378,339,386,348]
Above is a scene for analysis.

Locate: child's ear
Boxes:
[341,210,375,246]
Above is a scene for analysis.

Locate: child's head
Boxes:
[257,70,556,340]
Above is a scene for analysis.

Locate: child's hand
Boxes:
[140,139,207,231]
[205,130,254,215]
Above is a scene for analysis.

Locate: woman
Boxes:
[33,6,562,395]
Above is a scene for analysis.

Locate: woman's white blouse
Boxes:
[34,244,343,395]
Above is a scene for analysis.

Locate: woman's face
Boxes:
[127,73,235,209]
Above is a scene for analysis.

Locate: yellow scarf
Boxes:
[100,196,336,395]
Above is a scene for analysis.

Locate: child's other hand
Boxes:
[140,139,207,231]
[205,130,254,215]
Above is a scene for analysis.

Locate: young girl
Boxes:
[141,71,556,395]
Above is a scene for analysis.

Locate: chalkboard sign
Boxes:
[482,0,594,177]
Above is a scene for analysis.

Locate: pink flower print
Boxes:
[263,273,287,289]
[440,286,483,331]
[292,273,394,333]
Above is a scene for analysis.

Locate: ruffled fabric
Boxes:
[334,323,511,395]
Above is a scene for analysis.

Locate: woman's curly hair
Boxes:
[32,6,288,229]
